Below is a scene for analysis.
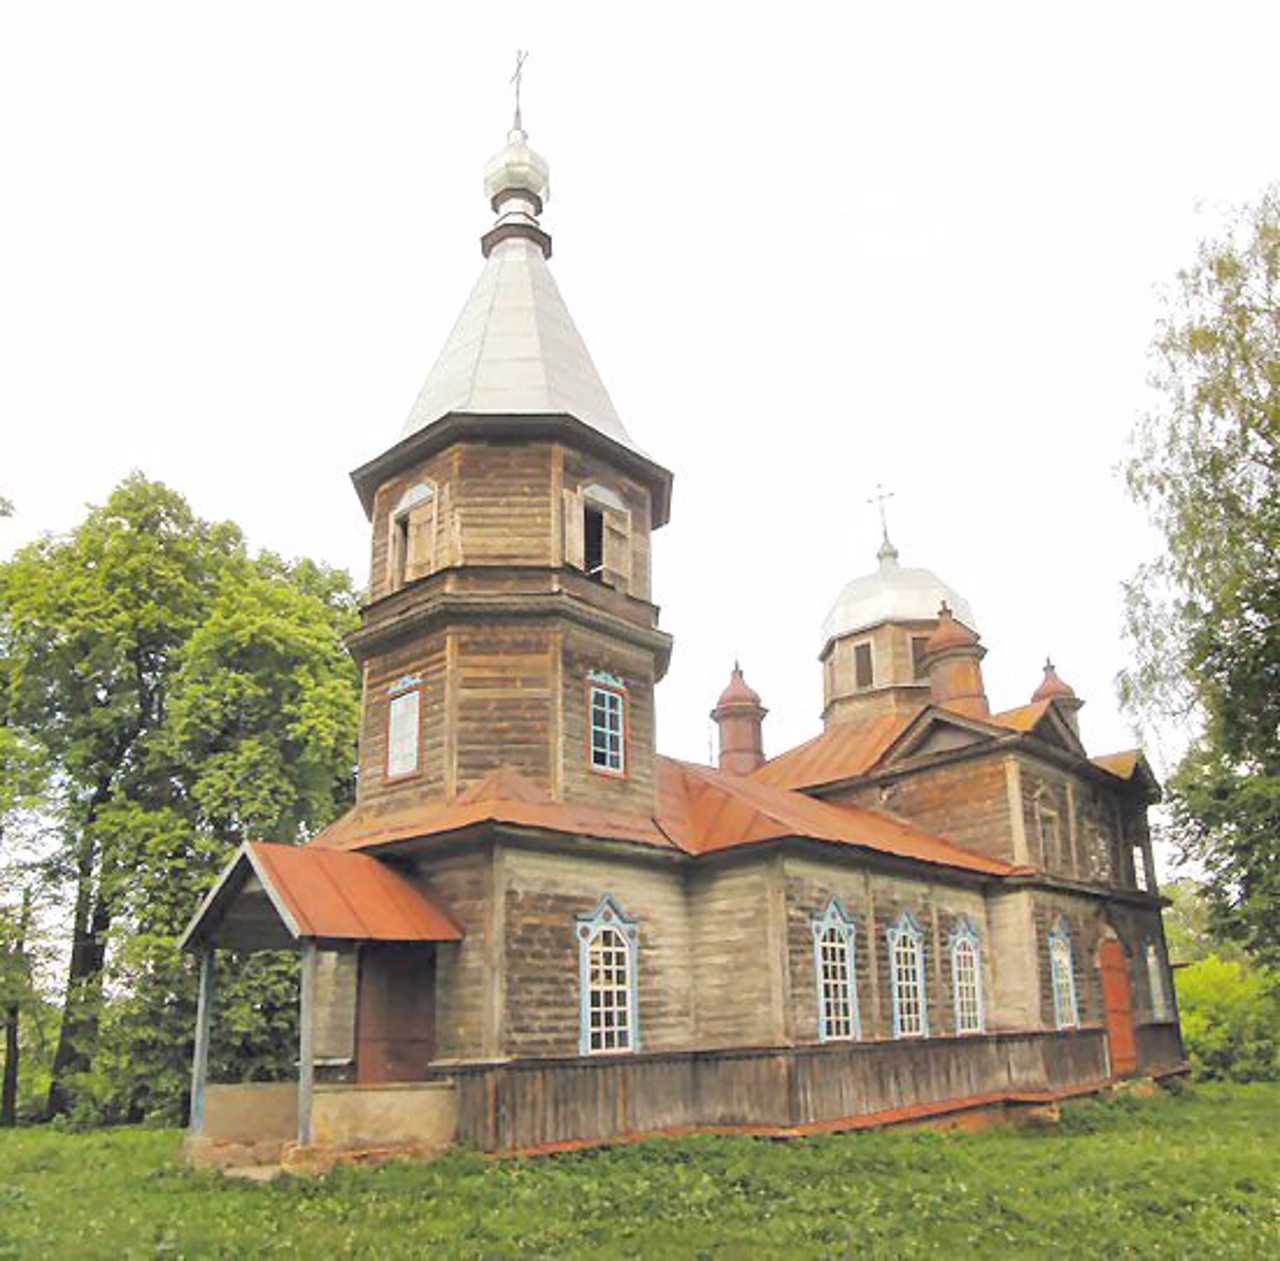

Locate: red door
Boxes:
[355,944,437,1084]
[1099,938,1138,1077]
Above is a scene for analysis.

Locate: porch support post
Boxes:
[189,948,215,1135]
[298,941,317,1146]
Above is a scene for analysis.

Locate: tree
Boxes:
[1122,185,1280,969]
[0,474,361,1119]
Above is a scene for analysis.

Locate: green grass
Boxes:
[0,1083,1275,1259]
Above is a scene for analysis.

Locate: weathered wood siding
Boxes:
[559,627,657,814]
[834,754,1014,866]
[454,623,555,793]
[313,949,358,1067]
[449,1029,1109,1152]
[688,861,778,1047]
[356,633,448,807]
[780,857,992,1044]
[1135,1022,1185,1075]
[409,847,494,1061]
[500,847,694,1058]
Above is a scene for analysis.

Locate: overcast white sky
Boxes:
[2,2,1276,782]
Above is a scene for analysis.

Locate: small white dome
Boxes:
[821,542,976,646]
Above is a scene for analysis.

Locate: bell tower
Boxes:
[345,120,673,815]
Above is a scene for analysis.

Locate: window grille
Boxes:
[589,684,626,775]
[950,918,985,1034]
[887,911,928,1038]
[811,901,860,1041]
[577,896,638,1054]
[1049,921,1079,1029]
[386,689,420,778]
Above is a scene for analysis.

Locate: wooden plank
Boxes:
[188,950,215,1135]
[298,942,317,1144]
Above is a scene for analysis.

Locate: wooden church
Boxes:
[181,115,1185,1166]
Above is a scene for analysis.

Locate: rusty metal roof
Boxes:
[309,758,1016,878]
[752,711,920,791]
[180,842,463,950]
[659,759,1019,875]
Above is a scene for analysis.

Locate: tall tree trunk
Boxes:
[45,767,120,1118]
[1,890,29,1126]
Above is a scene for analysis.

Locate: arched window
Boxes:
[1145,940,1170,1021]
[1049,919,1079,1030]
[389,482,438,588]
[950,917,985,1035]
[887,911,928,1038]
[576,896,639,1055]
[812,900,860,1041]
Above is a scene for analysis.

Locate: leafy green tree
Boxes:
[1122,186,1279,969]
[1176,956,1280,1082]
[0,474,361,1119]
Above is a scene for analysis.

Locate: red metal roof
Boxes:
[751,711,919,791]
[248,843,462,941]
[659,759,1019,874]
[310,758,1017,878]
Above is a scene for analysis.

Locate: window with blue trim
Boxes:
[950,917,985,1034]
[576,896,639,1054]
[588,672,627,776]
[812,900,860,1041]
[887,911,928,1038]
[1049,919,1079,1029]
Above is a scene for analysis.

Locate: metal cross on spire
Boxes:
[510,49,529,130]
[868,483,894,543]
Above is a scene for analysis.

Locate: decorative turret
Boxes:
[921,602,990,720]
[1032,658,1084,736]
[711,664,767,775]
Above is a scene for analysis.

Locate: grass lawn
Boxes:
[0,1082,1275,1259]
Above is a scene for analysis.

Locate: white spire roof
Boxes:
[401,127,640,454]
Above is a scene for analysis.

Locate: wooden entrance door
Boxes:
[1099,938,1138,1078]
[355,944,436,1084]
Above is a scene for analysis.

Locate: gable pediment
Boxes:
[880,708,1003,768]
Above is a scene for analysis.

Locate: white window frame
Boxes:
[576,895,639,1055]
[588,676,626,776]
[950,917,986,1035]
[887,911,929,1038]
[812,899,861,1042]
[1049,919,1080,1030]
[386,681,421,779]
[1146,940,1171,1021]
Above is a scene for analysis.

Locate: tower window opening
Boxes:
[392,515,411,587]
[911,635,930,681]
[854,642,874,690]
[584,504,605,577]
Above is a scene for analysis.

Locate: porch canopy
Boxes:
[180,841,462,953]
[179,842,462,1146]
